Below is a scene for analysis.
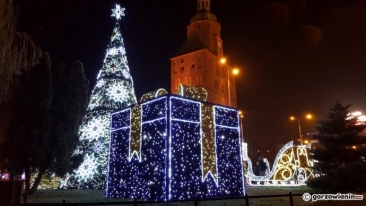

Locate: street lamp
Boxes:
[239,110,244,143]
[220,58,239,107]
[290,114,312,145]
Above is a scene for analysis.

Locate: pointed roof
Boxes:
[190,0,217,23]
[173,33,207,57]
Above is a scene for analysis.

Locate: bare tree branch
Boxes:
[0,0,42,101]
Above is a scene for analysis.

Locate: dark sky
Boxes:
[15,0,366,160]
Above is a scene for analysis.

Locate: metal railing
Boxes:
[24,192,304,206]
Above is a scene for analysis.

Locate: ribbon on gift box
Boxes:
[200,103,218,184]
[128,88,167,161]
[129,104,141,161]
[128,85,218,185]
[177,84,208,102]
[177,84,218,184]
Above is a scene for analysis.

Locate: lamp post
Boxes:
[290,114,312,145]
[220,58,239,107]
[239,111,244,143]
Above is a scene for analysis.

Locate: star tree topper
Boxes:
[111,4,125,20]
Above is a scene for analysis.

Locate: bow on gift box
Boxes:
[128,84,219,185]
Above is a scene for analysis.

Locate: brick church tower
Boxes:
[170,0,237,107]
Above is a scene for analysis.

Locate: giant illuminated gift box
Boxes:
[106,86,245,200]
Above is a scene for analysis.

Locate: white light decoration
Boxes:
[243,141,314,186]
[111,4,125,20]
[75,154,99,181]
[347,111,366,125]
[106,93,245,200]
[107,47,126,56]
[177,84,208,102]
[140,88,168,103]
[69,6,137,189]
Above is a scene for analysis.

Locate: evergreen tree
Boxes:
[70,5,137,189]
[3,54,89,195]
[49,61,89,177]
[307,99,366,190]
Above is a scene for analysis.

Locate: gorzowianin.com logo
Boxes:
[302,193,363,202]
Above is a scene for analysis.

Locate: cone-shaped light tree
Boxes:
[71,5,137,189]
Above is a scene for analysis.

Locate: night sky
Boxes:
[15,0,366,160]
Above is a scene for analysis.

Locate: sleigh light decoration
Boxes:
[242,141,315,186]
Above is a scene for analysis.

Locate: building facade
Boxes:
[171,0,237,107]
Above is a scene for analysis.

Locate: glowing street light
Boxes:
[290,114,312,145]
[232,68,239,75]
[220,58,239,107]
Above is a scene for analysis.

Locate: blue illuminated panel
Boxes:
[106,95,244,200]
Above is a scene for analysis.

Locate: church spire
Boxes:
[197,0,210,11]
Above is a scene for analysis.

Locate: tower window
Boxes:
[181,67,185,72]
[191,64,195,69]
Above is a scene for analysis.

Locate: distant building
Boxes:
[171,0,237,107]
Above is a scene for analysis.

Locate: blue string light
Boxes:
[106,95,245,200]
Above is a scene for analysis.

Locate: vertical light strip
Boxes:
[201,103,218,185]
[129,105,141,161]
[168,96,172,200]
[105,112,114,197]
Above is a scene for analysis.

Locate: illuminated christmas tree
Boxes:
[71,5,137,189]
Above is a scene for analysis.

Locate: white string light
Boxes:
[111,4,125,20]
[70,5,137,189]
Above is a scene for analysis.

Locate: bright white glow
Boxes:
[111,4,125,20]
[107,46,126,56]
[351,111,362,116]
[347,111,366,124]
[359,115,366,121]
[79,113,110,142]
[106,80,132,103]
[74,154,99,180]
